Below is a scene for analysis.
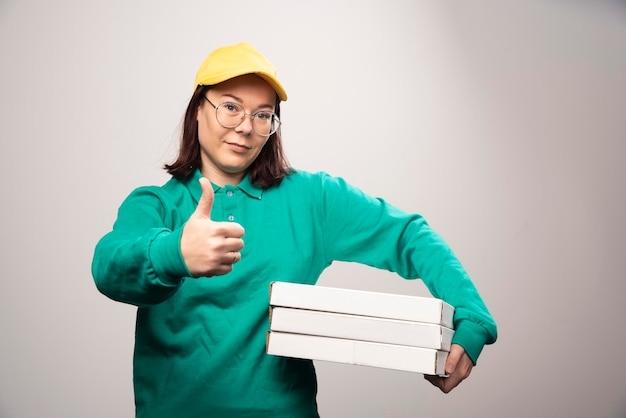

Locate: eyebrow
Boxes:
[219,93,274,110]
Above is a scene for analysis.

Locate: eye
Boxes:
[223,102,241,113]
[255,112,273,121]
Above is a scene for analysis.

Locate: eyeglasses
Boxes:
[204,97,281,137]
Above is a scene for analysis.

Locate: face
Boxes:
[196,74,277,186]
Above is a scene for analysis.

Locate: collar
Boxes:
[187,168,264,202]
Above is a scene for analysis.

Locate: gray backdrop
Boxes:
[1,1,625,417]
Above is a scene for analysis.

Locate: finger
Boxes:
[223,236,245,252]
[442,373,462,393]
[194,177,215,219]
[424,374,440,388]
[220,251,241,266]
[213,222,246,239]
[445,344,464,376]
[423,373,457,394]
[226,222,245,239]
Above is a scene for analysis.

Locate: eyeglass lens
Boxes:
[216,102,279,136]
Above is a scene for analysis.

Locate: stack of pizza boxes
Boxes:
[266,282,455,376]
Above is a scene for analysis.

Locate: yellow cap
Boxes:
[193,42,288,101]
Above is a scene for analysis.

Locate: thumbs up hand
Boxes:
[181,177,245,277]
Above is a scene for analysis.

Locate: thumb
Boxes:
[445,344,464,375]
[194,177,215,219]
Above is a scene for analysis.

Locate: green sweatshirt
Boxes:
[92,168,497,417]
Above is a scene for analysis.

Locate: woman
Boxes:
[92,42,497,418]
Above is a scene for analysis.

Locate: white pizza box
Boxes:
[269,281,454,328]
[266,331,448,376]
[270,306,454,351]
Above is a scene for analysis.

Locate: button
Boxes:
[228,215,235,221]
[227,191,234,197]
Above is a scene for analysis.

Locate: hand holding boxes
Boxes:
[266,282,455,376]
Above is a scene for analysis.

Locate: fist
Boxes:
[181,177,245,277]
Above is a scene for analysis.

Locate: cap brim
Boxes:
[195,70,288,101]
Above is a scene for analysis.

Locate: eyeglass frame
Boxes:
[203,96,281,137]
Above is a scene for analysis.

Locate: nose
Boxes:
[235,113,254,135]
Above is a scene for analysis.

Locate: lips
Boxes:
[225,141,251,152]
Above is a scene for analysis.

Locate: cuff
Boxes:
[450,320,491,365]
[149,228,192,285]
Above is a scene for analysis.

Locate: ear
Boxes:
[196,100,204,122]
[196,87,208,122]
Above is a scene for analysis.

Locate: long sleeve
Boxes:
[91,186,193,306]
[317,173,497,363]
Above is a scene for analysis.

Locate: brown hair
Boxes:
[164,85,292,188]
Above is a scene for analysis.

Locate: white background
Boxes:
[1,1,625,417]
